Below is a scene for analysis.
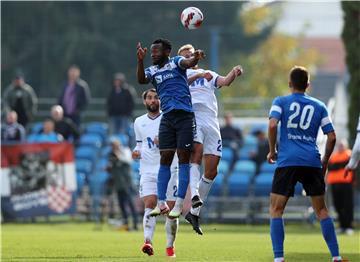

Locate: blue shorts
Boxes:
[159,110,196,151]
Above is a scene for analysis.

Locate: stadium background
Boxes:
[1,1,359,261]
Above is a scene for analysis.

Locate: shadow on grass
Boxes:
[286,252,360,262]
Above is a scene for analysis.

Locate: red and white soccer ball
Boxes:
[181,7,204,30]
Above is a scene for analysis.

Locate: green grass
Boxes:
[1,221,359,262]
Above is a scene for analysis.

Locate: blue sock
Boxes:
[270,218,284,258]
[157,165,171,201]
[320,217,339,257]
[177,164,190,199]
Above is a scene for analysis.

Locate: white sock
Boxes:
[143,208,156,242]
[165,217,179,248]
[332,256,342,261]
[274,257,284,262]
[174,198,184,211]
[189,163,200,199]
[190,176,213,216]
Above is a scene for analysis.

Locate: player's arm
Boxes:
[132,120,142,159]
[322,131,336,177]
[267,118,279,164]
[216,65,243,87]
[187,71,213,85]
[136,42,150,84]
[180,49,205,69]
[345,131,360,177]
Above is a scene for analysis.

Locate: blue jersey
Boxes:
[145,56,192,114]
[269,93,334,168]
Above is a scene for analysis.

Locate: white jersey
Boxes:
[187,68,220,117]
[133,113,177,175]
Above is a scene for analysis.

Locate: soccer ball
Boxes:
[181,7,204,30]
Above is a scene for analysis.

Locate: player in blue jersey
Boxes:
[268,66,342,262]
[136,38,204,218]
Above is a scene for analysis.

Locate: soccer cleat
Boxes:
[149,202,170,217]
[185,212,203,235]
[166,246,176,257]
[168,207,182,219]
[191,195,203,208]
[141,240,154,256]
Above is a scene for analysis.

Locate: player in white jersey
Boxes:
[132,88,178,257]
[178,44,243,235]
[345,115,360,175]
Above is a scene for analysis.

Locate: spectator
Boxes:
[51,105,80,143]
[58,65,90,126]
[29,118,63,143]
[250,129,270,175]
[326,139,354,235]
[3,72,38,127]
[220,112,243,167]
[1,111,26,143]
[106,72,136,134]
[106,138,138,231]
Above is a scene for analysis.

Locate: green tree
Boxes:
[341,2,360,142]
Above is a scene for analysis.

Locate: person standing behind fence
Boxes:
[106,138,138,231]
[58,65,90,127]
[1,111,26,143]
[3,72,37,128]
[326,139,354,235]
[106,73,136,134]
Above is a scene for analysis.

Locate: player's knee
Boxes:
[314,207,329,220]
[144,199,157,209]
[177,149,191,164]
[160,151,175,165]
[204,169,217,180]
[269,204,285,218]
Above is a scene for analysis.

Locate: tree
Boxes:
[341,2,360,143]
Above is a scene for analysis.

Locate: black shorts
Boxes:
[159,110,196,151]
[271,166,325,197]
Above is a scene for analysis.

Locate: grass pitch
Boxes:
[2,221,359,261]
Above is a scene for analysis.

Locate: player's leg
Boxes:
[311,195,341,261]
[269,193,289,262]
[165,170,179,257]
[168,111,196,218]
[302,167,341,261]
[189,142,204,207]
[139,175,157,256]
[269,167,298,262]
[151,114,176,217]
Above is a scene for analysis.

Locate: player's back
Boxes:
[270,93,334,168]
[145,56,192,114]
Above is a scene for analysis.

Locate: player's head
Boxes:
[289,66,310,91]
[142,88,160,113]
[178,44,195,58]
[151,38,172,65]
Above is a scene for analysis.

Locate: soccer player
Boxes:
[132,88,178,257]
[136,38,204,218]
[268,66,342,262]
[177,44,243,235]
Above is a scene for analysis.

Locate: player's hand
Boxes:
[154,136,159,146]
[233,65,243,77]
[137,42,147,61]
[132,150,141,160]
[344,166,353,178]
[267,151,277,164]
[194,49,205,60]
[203,71,213,81]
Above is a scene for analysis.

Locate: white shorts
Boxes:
[139,169,178,201]
[194,112,222,157]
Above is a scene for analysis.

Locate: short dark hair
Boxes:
[152,38,172,51]
[289,66,310,90]
[142,88,157,100]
